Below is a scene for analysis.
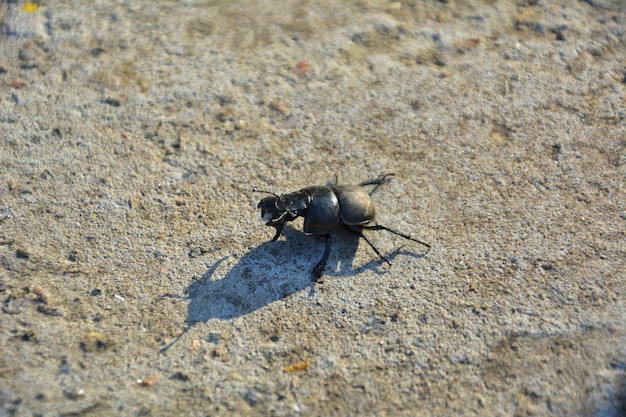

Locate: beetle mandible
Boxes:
[254,173,430,281]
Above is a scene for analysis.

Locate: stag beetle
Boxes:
[254,173,430,281]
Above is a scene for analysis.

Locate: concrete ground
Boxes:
[0,1,624,416]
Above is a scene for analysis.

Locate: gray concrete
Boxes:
[1,1,624,415]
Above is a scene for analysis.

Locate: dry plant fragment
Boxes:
[269,100,288,114]
[136,375,160,387]
[294,61,310,76]
[284,362,309,373]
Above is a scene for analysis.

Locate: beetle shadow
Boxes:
[182,226,423,324]
[160,226,426,352]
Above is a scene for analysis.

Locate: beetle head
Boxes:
[257,196,286,224]
[260,197,289,241]
[254,189,288,241]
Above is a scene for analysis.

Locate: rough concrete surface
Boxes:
[0,1,625,416]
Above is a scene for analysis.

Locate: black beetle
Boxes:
[254,173,430,281]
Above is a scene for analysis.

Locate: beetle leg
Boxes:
[359,232,392,266]
[311,234,331,281]
[358,173,395,186]
[345,226,391,266]
[271,227,282,241]
[358,173,395,195]
[269,217,286,241]
[364,224,431,250]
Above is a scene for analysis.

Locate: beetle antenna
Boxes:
[252,187,278,197]
[366,224,431,250]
